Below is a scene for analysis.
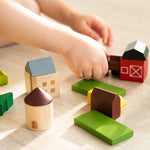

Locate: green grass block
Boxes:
[72,79,126,96]
[0,71,8,86]
[0,92,13,116]
[74,110,133,146]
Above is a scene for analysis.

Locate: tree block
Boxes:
[87,89,127,108]
[74,110,133,146]
[72,79,126,96]
[0,92,13,116]
[0,71,8,86]
[91,87,120,119]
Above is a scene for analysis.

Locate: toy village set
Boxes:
[0,41,149,146]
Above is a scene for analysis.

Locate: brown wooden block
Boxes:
[109,60,120,71]
[110,55,121,61]
[91,87,121,119]
[108,55,121,72]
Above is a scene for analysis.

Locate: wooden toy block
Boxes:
[119,96,127,108]
[0,71,8,86]
[87,89,93,104]
[120,40,149,82]
[25,57,60,97]
[72,79,126,96]
[108,55,121,72]
[24,88,54,131]
[0,92,13,116]
[91,87,120,119]
[87,89,127,108]
[74,110,133,146]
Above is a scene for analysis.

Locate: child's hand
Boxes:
[69,13,113,47]
[63,35,108,80]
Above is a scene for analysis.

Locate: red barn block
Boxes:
[91,87,120,120]
[120,41,149,82]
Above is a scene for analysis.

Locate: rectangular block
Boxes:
[72,79,126,96]
[74,110,133,146]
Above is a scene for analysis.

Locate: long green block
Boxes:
[0,92,13,116]
[0,71,8,86]
[72,79,126,96]
[74,110,133,146]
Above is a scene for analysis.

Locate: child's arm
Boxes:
[36,0,113,46]
[0,0,108,79]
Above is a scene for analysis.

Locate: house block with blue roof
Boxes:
[24,57,60,97]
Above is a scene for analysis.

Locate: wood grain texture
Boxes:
[0,0,150,149]
[25,102,54,131]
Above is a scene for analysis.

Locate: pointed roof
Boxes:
[122,41,149,61]
[24,88,53,106]
[25,57,56,77]
[91,87,120,119]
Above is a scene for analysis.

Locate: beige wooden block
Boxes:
[25,102,54,131]
[24,70,32,94]
[31,72,60,97]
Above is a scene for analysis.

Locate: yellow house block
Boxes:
[119,96,127,108]
[87,89,93,104]
[87,89,127,108]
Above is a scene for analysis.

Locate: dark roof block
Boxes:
[24,88,53,106]
[122,40,149,61]
[91,87,120,119]
[25,57,56,77]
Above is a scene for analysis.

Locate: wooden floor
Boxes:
[0,0,150,149]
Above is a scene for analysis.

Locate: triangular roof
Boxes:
[122,40,149,61]
[92,87,117,102]
[25,57,56,77]
[24,88,53,106]
[91,87,120,119]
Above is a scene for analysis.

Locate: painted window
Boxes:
[121,67,128,74]
[42,82,47,87]
[50,80,55,85]
[51,88,55,93]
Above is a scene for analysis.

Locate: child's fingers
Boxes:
[83,66,92,80]
[91,17,110,46]
[106,24,114,47]
[92,65,103,80]
[81,22,100,41]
